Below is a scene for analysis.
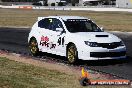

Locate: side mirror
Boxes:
[56,28,63,32]
[100,27,103,30]
[100,27,104,31]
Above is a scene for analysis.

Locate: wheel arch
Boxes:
[29,36,40,46]
[29,36,36,43]
[67,42,75,51]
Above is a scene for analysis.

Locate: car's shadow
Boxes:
[78,56,132,66]
[37,52,132,66]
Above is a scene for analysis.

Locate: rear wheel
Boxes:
[29,38,39,56]
[67,44,78,64]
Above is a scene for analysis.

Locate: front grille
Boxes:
[98,42,121,49]
[90,51,126,58]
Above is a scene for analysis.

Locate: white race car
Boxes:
[28,16,126,64]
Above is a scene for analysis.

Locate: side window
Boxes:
[48,18,54,30]
[38,18,51,29]
[52,19,63,31]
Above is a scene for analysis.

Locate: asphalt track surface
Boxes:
[0,27,132,80]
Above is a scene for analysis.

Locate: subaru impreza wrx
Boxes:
[28,16,126,64]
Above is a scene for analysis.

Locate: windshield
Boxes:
[64,19,103,33]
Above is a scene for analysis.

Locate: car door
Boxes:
[48,18,66,56]
[37,18,53,52]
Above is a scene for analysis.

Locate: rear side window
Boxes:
[38,18,51,29]
[52,19,63,31]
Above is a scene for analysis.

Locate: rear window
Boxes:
[38,18,51,29]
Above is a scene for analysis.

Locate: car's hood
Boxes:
[72,32,121,43]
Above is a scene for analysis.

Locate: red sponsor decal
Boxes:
[40,36,56,49]
[41,36,49,42]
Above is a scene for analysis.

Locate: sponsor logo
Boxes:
[40,36,56,49]
[80,67,131,86]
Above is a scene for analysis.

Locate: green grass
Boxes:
[0,57,80,88]
[0,57,130,88]
[0,9,132,31]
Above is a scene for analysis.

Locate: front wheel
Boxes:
[67,44,78,64]
[29,38,39,56]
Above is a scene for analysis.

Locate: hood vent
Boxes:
[95,35,109,37]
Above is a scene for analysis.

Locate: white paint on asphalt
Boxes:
[1,5,132,13]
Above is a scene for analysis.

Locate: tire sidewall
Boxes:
[67,44,78,64]
[29,38,39,56]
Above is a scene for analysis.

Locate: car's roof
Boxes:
[38,16,90,21]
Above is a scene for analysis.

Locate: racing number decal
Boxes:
[57,37,65,46]
[62,37,65,45]
[58,37,61,45]
[49,19,52,22]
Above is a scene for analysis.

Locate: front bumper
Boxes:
[90,51,126,58]
[78,46,126,60]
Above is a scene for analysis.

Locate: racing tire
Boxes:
[67,44,78,64]
[29,38,40,56]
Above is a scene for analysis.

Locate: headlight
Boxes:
[84,41,99,47]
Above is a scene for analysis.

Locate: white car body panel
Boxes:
[28,16,126,60]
